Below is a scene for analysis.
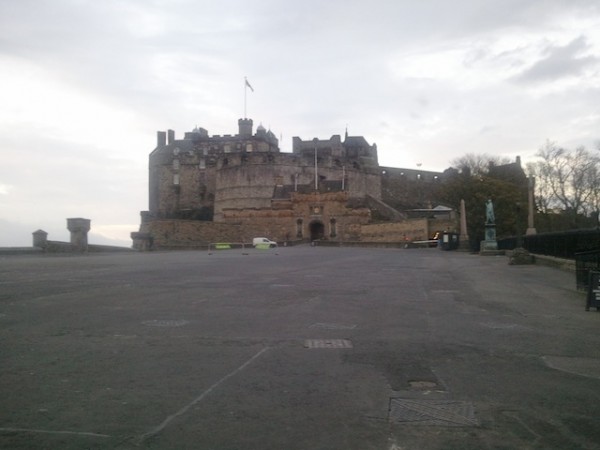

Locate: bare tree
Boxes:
[526,159,553,214]
[528,141,600,225]
[451,153,511,177]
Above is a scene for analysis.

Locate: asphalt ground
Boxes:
[0,247,599,450]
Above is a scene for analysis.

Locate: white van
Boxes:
[252,237,277,248]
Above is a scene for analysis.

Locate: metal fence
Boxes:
[575,250,600,291]
[498,229,600,259]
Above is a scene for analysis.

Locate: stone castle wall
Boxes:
[135,214,456,250]
[135,120,457,250]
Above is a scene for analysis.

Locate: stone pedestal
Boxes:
[67,218,91,252]
[480,239,498,251]
[480,223,503,255]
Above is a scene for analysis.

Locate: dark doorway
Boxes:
[310,221,325,241]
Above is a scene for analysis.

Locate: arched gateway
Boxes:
[309,221,325,241]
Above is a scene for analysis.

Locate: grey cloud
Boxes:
[514,36,599,83]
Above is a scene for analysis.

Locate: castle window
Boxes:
[224,145,231,153]
[330,218,337,238]
[275,176,283,186]
[173,159,180,171]
[296,219,303,238]
[173,174,180,185]
[199,159,206,169]
[246,143,253,152]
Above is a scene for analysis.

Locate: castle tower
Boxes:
[238,118,253,137]
[67,218,91,252]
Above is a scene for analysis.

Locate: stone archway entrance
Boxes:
[309,221,325,241]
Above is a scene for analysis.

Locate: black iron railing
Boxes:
[498,229,600,259]
[575,250,600,291]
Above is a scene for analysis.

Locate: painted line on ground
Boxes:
[0,427,111,438]
[137,346,271,443]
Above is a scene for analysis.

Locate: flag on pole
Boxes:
[245,77,254,92]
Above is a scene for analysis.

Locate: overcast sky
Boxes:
[1,0,599,247]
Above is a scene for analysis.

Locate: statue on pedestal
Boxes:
[481,199,499,253]
[485,199,495,224]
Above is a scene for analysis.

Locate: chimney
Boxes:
[167,129,175,144]
[157,131,166,147]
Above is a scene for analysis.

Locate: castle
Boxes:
[131,119,456,250]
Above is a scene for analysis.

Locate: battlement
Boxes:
[154,119,279,156]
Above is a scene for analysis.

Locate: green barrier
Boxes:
[215,243,231,249]
[255,243,271,250]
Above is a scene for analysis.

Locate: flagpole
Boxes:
[244,77,247,118]
[314,146,318,191]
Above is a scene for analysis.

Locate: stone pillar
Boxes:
[458,199,470,251]
[67,218,91,252]
[526,176,537,235]
[32,229,48,248]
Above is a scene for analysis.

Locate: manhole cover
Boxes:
[142,320,189,327]
[304,339,353,349]
[309,323,357,330]
[389,399,478,427]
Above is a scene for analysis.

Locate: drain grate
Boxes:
[142,319,189,327]
[389,399,478,427]
[304,339,353,349]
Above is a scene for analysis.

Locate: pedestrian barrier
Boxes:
[208,242,245,254]
[575,249,600,290]
[585,270,600,311]
[207,242,278,254]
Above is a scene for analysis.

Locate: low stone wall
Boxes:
[136,220,243,249]
[360,219,429,242]
[0,247,44,256]
[134,213,461,250]
[531,254,576,272]
[359,217,457,243]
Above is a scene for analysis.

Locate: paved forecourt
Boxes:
[0,246,599,449]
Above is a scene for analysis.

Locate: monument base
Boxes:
[458,236,470,252]
[480,240,504,256]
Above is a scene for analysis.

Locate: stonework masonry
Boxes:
[132,118,458,250]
